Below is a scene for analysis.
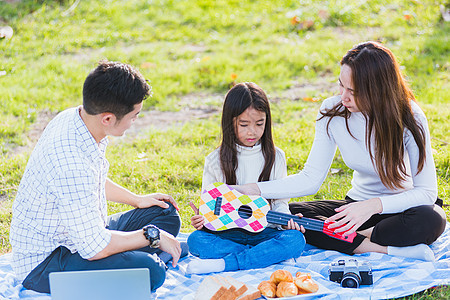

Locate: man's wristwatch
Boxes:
[143,225,160,248]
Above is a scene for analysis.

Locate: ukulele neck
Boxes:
[266,210,324,231]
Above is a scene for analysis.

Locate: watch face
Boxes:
[144,225,160,248]
[147,227,159,238]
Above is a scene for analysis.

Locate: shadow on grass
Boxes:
[0,0,72,22]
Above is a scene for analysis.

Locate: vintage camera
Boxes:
[328,258,373,288]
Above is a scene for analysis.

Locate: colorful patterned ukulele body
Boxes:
[200,182,270,232]
[199,182,356,243]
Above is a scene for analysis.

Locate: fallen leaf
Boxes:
[295,20,315,30]
[403,14,413,21]
[140,62,156,69]
[318,10,330,20]
[302,97,321,102]
[302,20,314,29]
[290,16,301,25]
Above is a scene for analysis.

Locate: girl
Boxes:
[234,42,446,261]
[186,82,305,274]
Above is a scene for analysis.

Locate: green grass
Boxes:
[0,0,449,298]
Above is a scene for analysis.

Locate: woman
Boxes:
[234,41,446,261]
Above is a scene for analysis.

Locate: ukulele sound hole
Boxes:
[238,205,253,219]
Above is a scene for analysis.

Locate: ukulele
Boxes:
[199,182,356,243]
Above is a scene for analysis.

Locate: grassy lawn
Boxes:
[1,0,449,298]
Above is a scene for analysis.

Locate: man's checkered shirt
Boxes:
[10,107,112,281]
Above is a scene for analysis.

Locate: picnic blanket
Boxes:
[1,222,449,300]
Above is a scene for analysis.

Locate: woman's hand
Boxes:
[135,193,179,211]
[325,197,382,236]
[231,183,261,196]
[283,213,306,233]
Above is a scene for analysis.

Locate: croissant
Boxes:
[257,280,277,298]
[294,275,319,294]
[270,269,293,284]
[295,271,310,279]
[276,281,298,298]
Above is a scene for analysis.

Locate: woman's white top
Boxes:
[202,143,291,217]
[258,96,437,214]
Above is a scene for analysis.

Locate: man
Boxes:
[10,60,184,293]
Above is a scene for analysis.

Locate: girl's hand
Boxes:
[283,213,306,233]
[191,215,205,230]
[189,201,204,230]
[325,198,382,236]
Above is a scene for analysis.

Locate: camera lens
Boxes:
[341,273,360,288]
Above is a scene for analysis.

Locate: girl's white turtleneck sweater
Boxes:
[202,143,291,217]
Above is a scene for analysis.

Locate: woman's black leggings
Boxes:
[289,197,447,255]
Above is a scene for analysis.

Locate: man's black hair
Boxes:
[83,60,151,120]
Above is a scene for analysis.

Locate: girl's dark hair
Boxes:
[319,41,426,190]
[83,60,151,120]
[220,82,276,185]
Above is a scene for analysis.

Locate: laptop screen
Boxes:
[49,268,151,300]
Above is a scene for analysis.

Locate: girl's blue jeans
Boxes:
[187,227,305,271]
[22,203,181,294]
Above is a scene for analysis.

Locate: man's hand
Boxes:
[135,193,179,211]
[282,213,306,233]
[105,179,179,210]
[158,230,181,267]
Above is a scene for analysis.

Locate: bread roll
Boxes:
[294,275,319,294]
[295,271,310,279]
[276,281,298,298]
[269,269,293,284]
[257,280,276,298]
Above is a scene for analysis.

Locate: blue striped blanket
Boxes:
[1,223,449,300]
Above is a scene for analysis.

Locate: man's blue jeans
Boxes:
[22,203,181,293]
[187,227,305,271]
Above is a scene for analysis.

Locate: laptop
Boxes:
[49,268,151,300]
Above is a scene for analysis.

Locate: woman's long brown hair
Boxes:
[319,41,426,190]
[219,82,276,185]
